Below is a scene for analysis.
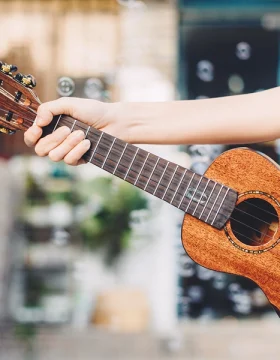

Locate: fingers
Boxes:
[35,97,73,127]
[64,139,91,166]
[48,130,86,162]
[34,127,91,166]
[24,125,43,147]
[35,126,71,157]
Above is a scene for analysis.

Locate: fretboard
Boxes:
[42,115,237,229]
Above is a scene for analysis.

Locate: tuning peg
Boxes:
[0,126,16,135]
[14,73,36,88]
[26,74,36,88]
[0,62,17,75]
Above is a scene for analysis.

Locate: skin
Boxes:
[24,87,280,166]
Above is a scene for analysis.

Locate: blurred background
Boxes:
[0,0,280,359]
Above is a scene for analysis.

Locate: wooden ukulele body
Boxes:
[182,147,280,314]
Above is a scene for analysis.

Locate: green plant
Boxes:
[79,177,148,265]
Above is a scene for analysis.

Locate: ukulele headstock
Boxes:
[0,61,40,135]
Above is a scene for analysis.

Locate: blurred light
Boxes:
[117,0,147,9]
[212,273,227,290]
[196,60,214,82]
[48,202,73,227]
[188,286,204,303]
[57,77,75,97]
[51,228,70,247]
[178,256,195,277]
[236,42,251,60]
[228,283,252,314]
[251,288,268,307]
[196,266,214,281]
[262,14,280,30]
[84,78,104,99]
[228,74,245,94]
[228,283,242,300]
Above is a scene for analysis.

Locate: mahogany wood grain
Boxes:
[182,147,280,314]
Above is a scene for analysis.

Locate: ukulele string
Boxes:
[228,217,273,241]
[52,118,280,241]
[238,199,279,219]
[20,116,280,242]
[230,229,267,246]
[233,207,271,225]
[2,92,278,245]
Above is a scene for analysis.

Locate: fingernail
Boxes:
[31,126,41,136]
[75,130,85,139]
[60,126,71,135]
[84,139,91,149]
[34,116,43,126]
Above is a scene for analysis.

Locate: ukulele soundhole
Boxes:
[230,198,279,247]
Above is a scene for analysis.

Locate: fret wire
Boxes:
[162,165,178,200]
[144,157,160,191]
[170,169,187,205]
[199,182,217,220]
[85,126,91,138]
[152,162,169,195]
[88,132,103,163]
[185,177,203,213]
[192,179,210,216]
[52,114,62,133]
[178,173,196,209]
[70,119,77,132]
[134,152,150,185]
[113,143,127,175]
[101,137,116,170]
[124,147,139,181]
[205,185,224,223]
[211,188,230,225]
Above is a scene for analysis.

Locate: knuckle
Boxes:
[37,103,46,113]
[24,133,33,147]
[64,155,77,166]
[56,126,71,139]
[34,144,46,157]
[48,150,61,162]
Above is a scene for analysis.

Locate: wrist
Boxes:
[114,102,162,144]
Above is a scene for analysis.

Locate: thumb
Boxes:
[35,97,74,127]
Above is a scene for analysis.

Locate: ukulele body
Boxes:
[182,147,280,314]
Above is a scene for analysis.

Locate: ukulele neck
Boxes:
[41,114,237,229]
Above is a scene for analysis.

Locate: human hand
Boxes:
[24,97,129,166]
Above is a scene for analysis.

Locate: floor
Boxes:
[1,318,279,360]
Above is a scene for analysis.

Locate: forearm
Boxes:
[119,87,280,145]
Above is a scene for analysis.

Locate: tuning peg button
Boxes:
[0,127,16,135]
[15,73,36,88]
[26,74,36,88]
[0,62,17,75]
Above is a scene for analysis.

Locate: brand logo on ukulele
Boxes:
[185,188,208,205]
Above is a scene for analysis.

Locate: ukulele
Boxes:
[0,62,279,317]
